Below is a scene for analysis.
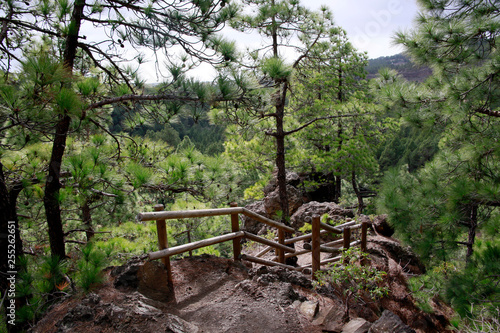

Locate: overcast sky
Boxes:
[318,0,420,58]
[143,0,421,82]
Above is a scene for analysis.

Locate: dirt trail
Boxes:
[161,256,317,333]
[30,237,454,333]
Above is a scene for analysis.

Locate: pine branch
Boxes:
[475,107,500,118]
[90,188,118,198]
[87,118,122,159]
[282,113,368,136]
[87,93,198,110]
[0,18,63,39]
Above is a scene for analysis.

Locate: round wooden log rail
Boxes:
[141,204,368,287]
[240,254,303,271]
[303,240,361,253]
[137,207,294,233]
[149,231,244,260]
[137,207,245,221]
[243,232,296,254]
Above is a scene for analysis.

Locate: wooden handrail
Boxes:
[137,207,244,221]
[140,203,369,290]
[320,222,342,234]
[149,231,245,260]
[285,230,329,244]
[137,206,294,233]
[243,232,296,254]
[240,254,302,271]
[241,208,295,233]
[304,240,361,253]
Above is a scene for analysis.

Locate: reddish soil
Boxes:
[30,237,455,333]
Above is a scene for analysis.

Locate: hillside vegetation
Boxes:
[0,0,498,332]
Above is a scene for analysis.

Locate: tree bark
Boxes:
[465,204,478,262]
[43,114,71,258]
[43,0,86,258]
[333,66,344,203]
[1,162,24,332]
[275,98,289,223]
[0,162,24,273]
[351,170,364,214]
[270,4,289,224]
[334,121,343,203]
[63,0,86,70]
[82,200,94,241]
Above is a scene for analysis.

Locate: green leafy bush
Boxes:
[314,248,388,317]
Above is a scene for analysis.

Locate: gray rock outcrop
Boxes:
[369,310,416,333]
[290,201,354,230]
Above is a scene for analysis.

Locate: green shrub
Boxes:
[314,248,388,317]
[77,242,110,292]
[444,242,500,318]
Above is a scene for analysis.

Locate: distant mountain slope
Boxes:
[367,53,432,82]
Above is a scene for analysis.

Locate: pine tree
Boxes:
[377,0,500,317]
[292,30,386,212]
[220,0,342,222]
[0,0,238,260]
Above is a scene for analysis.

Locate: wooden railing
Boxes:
[136,203,367,287]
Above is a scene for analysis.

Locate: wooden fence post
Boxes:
[360,221,368,266]
[154,204,173,289]
[311,215,320,280]
[278,228,285,264]
[230,202,241,261]
[343,227,351,251]
[361,222,367,253]
[343,226,351,265]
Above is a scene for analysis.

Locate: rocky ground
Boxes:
[30,234,455,333]
[29,172,456,332]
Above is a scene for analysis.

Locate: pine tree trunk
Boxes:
[43,0,85,258]
[334,175,341,203]
[275,99,289,224]
[351,170,364,214]
[0,163,14,294]
[1,163,25,333]
[82,200,94,242]
[465,205,478,262]
[270,11,289,224]
[334,121,343,203]
[43,114,71,258]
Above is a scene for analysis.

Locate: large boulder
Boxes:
[342,318,372,333]
[369,310,416,333]
[137,261,172,302]
[320,305,347,332]
[358,214,394,237]
[242,183,303,235]
[290,201,354,230]
[111,259,173,302]
[264,184,303,217]
[241,200,270,235]
[263,170,301,195]
[111,257,142,289]
[367,235,426,275]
